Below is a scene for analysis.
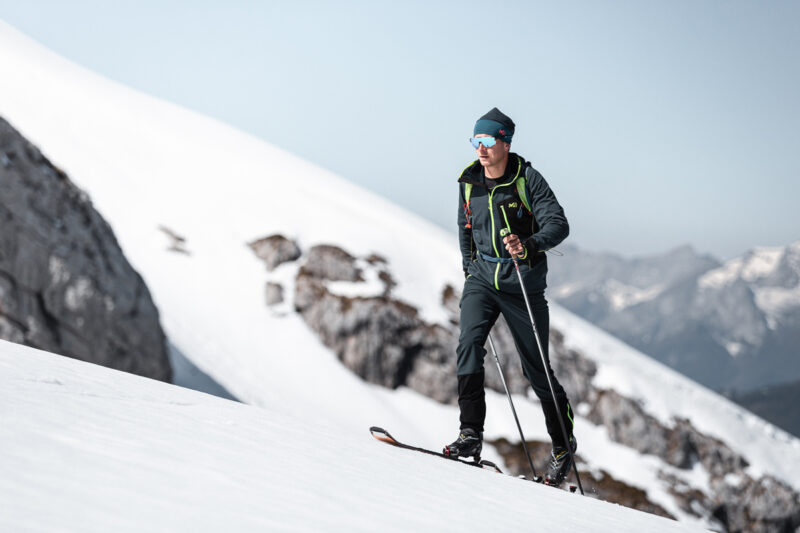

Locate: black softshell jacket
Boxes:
[457,153,569,293]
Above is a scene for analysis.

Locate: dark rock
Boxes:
[588,389,800,531]
[490,437,674,519]
[671,418,749,476]
[158,225,190,255]
[549,329,597,405]
[0,116,170,381]
[365,253,387,265]
[295,272,458,402]
[710,474,800,533]
[659,470,711,517]
[248,234,301,271]
[480,314,533,396]
[587,469,675,519]
[441,283,459,319]
[265,282,283,306]
[298,244,362,282]
[588,390,670,458]
[293,245,456,403]
[377,270,396,297]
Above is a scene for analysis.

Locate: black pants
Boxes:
[456,276,573,447]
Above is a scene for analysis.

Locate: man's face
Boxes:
[475,134,509,168]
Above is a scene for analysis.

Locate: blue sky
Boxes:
[2,1,798,260]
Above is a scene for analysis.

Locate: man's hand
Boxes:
[503,233,525,257]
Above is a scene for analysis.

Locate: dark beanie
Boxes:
[473,107,515,143]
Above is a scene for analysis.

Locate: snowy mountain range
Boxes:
[547,242,800,396]
[1,19,799,532]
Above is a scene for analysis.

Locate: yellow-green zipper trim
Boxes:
[488,157,522,290]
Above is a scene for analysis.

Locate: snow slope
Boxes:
[2,19,799,529]
[0,339,706,533]
[0,18,461,417]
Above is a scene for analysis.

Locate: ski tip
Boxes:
[478,460,503,474]
[369,426,396,444]
[569,485,578,493]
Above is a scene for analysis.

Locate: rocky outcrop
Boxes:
[0,117,171,381]
[586,389,799,531]
[549,329,597,405]
[293,245,456,403]
[710,475,800,533]
[158,225,190,255]
[265,282,284,306]
[296,244,362,282]
[289,248,598,406]
[248,234,302,271]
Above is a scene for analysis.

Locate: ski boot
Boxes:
[443,428,483,460]
[544,435,577,487]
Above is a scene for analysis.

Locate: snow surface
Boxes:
[1,340,708,533]
[1,18,799,531]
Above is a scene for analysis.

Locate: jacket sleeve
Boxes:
[457,183,473,273]
[523,167,569,252]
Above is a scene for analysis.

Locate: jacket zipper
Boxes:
[488,158,522,290]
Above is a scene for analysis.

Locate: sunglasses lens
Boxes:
[469,137,496,149]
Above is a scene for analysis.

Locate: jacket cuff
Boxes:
[523,236,539,253]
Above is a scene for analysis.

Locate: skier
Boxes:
[444,107,576,486]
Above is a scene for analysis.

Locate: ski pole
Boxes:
[500,209,584,496]
[487,332,541,482]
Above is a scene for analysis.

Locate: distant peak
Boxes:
[667,244,697,256]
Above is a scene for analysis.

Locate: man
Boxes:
[444,107,575,486]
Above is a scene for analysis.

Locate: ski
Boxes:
[369,426,502,473]
[369,426,578,493]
